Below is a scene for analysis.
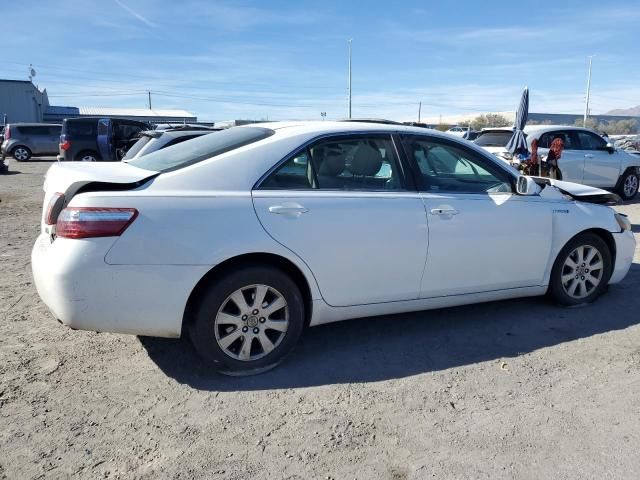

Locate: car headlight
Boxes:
[615,213,631,232]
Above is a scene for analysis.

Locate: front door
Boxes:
[538,130,584,183]
[252,134,428,307]
[575,130,621,188]
[401,135,552,297]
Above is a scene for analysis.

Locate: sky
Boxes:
[2,0,640,122]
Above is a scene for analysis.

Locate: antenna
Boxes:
[28,64,36,82]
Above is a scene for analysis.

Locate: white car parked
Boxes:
[475,125,640,200]
[32,122,635,374]
[446,126,469,137]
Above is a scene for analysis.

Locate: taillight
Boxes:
[45,192,65,225]
[60,134,70,150]
[4,125,10,140]
[56,208,138,239]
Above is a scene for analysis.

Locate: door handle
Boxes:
[430,207,459,216]
[268,204,309,216]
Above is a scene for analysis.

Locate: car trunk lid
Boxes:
[41,162,158,231]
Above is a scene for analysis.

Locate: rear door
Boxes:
[538,130,584,183]
[97,118,114,161]
[401,135,552,297]
[24,126,50,154]
[576,130,621,187]
[252,133,428,307]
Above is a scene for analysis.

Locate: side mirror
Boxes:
[516,175,539,196]
[605,142,615,154]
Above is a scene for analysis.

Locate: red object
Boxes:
[45,193,65,225]
[59,134,70,151]
[56,207,138,239]
[4,125,10,140]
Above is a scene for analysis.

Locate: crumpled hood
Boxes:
[531,176,621,204]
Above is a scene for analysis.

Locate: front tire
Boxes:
[12,146,31,161]
[189,266,305,375]
[548,233,612,306]
[75,150,100,162]
[618,169,639,200]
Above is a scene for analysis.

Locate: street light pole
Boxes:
[348,39,352,119]
[583,55,593,127]
[418,101,422,123]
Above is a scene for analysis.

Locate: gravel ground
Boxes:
[1,158,639,479]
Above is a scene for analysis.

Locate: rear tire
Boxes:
[618,169,639,200]
[548,233,612,306]
[75,150,100,162]
[12,146,31,161]
[188,266,305,375]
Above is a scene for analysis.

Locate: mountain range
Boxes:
[605,105,640,116]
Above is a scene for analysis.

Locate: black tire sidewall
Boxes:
[75,151,100,162]
[189,266,305,374]
[12,146,31,161]
[549,233,612,306]
[618,170,639,200]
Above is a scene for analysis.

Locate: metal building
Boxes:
[43,106,196,123]
[0,79,50,123]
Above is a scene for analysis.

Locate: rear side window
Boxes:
[127,127,275,173]
[65,121,97,136]
[260,135,404,191]
[17,126,50,136]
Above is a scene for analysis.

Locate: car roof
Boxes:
[242,120,466,141]
[524,125,597,133]
[8,122,61,127]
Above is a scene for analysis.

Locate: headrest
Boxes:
[318,151,346,177]
[349,143,383,176]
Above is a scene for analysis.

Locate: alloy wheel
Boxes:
[81,155,96,162]
[214,284,289,361]
[561,245,604,299]
[624,174,639,198]
[14,148,29,161]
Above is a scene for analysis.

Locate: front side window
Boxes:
[576,131,607,150]
[260,135,404,191]
[403,136,512,193]
[538,131,579,150]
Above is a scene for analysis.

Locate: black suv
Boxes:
[58,117,151,162]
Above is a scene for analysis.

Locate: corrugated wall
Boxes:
[0,80,50,123]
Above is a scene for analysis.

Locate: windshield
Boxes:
[126,127,275,172]
[474,131,515,147]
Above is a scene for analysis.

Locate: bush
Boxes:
[470,114,510,131]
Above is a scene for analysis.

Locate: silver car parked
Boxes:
[1,123,61,161]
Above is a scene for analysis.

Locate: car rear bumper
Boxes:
[609,230,636,284]
[31,233,209,338]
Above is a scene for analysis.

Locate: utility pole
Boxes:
[148,91,152,110]
[583,56,593,127]
[418,101,422,122]
[348,39,353,119]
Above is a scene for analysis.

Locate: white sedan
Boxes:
[32,122,636,374]
[475,125,640,200]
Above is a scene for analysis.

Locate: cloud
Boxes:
[113,0,157,28]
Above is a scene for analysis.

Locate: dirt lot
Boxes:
[1,158,639,479]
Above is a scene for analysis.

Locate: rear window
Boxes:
[122,135,153,160]
[474,131,515,147]
[126,127,275,173]
[64,121,97,136]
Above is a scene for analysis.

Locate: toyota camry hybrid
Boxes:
[32,122,636,374]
